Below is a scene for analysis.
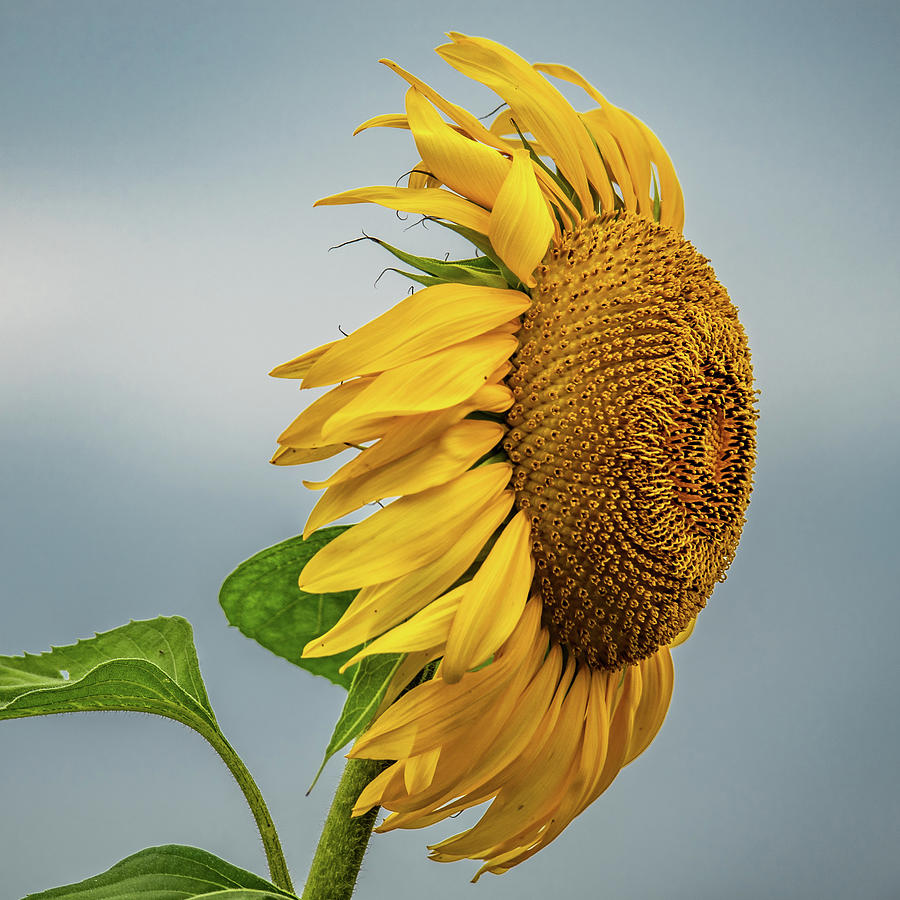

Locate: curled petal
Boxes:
[489,150,554,287]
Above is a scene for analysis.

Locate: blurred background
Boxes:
[1,1,898,897]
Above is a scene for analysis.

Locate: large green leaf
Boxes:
[3,619,295,893]
[309,652,406,791]
[22,844,297,899]
[0,618,215,728]
[219,528,359,689]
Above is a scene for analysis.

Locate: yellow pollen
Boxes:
[504,212,756,671]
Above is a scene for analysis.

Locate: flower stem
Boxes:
[302,757,389,900]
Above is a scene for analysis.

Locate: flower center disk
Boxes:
[504,212,756,671]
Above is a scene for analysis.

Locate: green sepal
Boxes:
[22,844,297,899]
[651,168,661,223]
[381,266,444,287]
[368,234,510,288]
[308,652,406,791]
[219,527,360,689]
[434,221,527,293]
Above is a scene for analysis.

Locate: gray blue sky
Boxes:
[2,2,898,898]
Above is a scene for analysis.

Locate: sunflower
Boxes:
[272,33,756,879]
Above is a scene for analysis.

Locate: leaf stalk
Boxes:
[203,723,295,893]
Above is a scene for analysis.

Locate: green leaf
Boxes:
[368,235,510,288]
[309,653,406,791]
[0,617,216,729]
[219,528,359,689]
[3,620,295,892]
[23,844,297,899]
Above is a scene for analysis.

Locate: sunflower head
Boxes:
[272,33,756,878]
[508,210,755,669]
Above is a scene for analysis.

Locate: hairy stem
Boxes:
[205,727,295,893]
[302,757,388,900]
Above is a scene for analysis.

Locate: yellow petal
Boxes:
[303,489,514,657]
[352,599,543,761]
[373,648,442,720]
[396,626,564,820]
[533,668,611,832]
[270,444,348,466]
[486,671,615,874]
[352,661,509,761]
[352,112,409,135]
[470,669,591,863]
[298,463,512,592]
[302,283,529,388]
[579,110,634,212]
[622,109,684,231]
[533,62,684,226]
[427,659,584,859]
[473,381,514,413]
[533,63,639,212]
[320,333,518,440]
[308,386,508,490]
[376,639,560,829]
[585,664,642,804]
[303,419,504,536]
[488,109,547,154]
[378,58,510,152]
[438,35,604,215]
[276,377,375,448]
[340,585,466,671]
[404,747,441,795]
[669,615,696,647]
[625,648,674,764]
[595,107,651,216]
[408,159,442,190]
[269,340,338,379]
[314,186,491,236]
[488,149,554,287]
[442,511,534,683]
[354,762,407,816]
[405,86,511,210]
